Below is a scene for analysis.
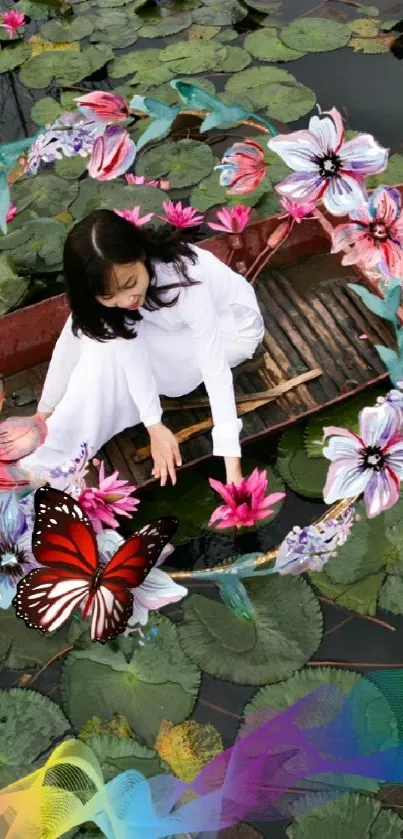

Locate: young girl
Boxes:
[23,209,264,487]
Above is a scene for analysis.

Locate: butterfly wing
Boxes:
[13,568,92,633]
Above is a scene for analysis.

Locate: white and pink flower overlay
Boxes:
[268,107,388,216]
[323,402,403,518]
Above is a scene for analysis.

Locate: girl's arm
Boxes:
[37,315,82,416]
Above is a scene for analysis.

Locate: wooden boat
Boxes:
[0,209,394,487]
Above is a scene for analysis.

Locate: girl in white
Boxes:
[23,209,264,487]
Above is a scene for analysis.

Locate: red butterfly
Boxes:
[13,486,178,643]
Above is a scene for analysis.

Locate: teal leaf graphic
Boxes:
[0,171,10,235]
[218,577,256,621]
[348,280,401,325]
[130,95,180,151]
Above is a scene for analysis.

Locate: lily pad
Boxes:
[82,43,114,74]
[130,65,176,88]
[280,18,351,53]
[190,169,230,211]
[178,576,323,685]
[108,47,160,79]
[30,96,62,126]
[348,17,379,36]
[83,734,161,781]
[0,42,31,74]
[192,0,247,26]
[61,616,201,746]
[286,794,402,839]
[20,50,91,88]
[255,190,283,217]
[0,689,71,786]
[12,173,79,218]
[318,502,388,586]
[40,17,95,43]
[276,425,328,498]
[219,45,252,72]
[224,65,297,110]
[88,8,129,29]
[367,153,403,189]
[349,35,390,53]
[135,140,214,189]
[310,564,386,616]
[90,25,139,48]
[188,23,221,39]
[245,0,282,10]
[244,28,305,62]
[0,607,74,669]
[0,218,67,271]
[55,155,89,180]
[139,11,193,38]
[244,666,398,753]
[361,5,379,16]
[70,181,168,221]
[15,0,50,19]
[265,82,316,123]
[0,252,29,315]
[215,28,239,42]
[159,40,227,75]
[378,574,403,614]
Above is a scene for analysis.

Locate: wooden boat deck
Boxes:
[2,248,392,487]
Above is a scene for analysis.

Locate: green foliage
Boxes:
[280,18,352,53]
[136,140,214,189]
[0,42,31,74]
[244,28,305,62]
[286,794,402,839]
[30,96,63,126]
[276,425,328,498]
[0,253,29,316]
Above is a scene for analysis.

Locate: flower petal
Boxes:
[323,459,370,504]
[364,467,400,517]
[134,568,187,610]
[322,174,367,216]
[309,111,342,156]
[275,172,325,203]
[370,186,401,225]
[359,404,401,449]
[331,223,368,254]
[268,131,321,171]
[339,135,388,177]
[385,440,403,477]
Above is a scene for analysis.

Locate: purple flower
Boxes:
[275,507,356,575]
[26,114,103,175]
[0,492,37,609]
[323,403,403,517]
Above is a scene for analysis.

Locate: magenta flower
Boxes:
[268,107,388,216]
[157,200,204,229]
[78,461,139,533]
[115,206,155,226]
[208,468,285,530]
[126,174,170,190]
[331,186,403,277]
[87,126,136,181]
[323,403,403,518]
[0,11,26,38]
[75,91,130,124]
[279,197,316,223]
[208,205,251,234]
[6,203,17,224]
[216,139,266,195]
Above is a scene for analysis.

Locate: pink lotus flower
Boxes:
[331,186,403,277]
[87,126,136,181]
[114,206,155,226]
[216,139,266,195]
[6,203,17,224]
[268,107,388,216]
[208,468,285,530]
[126,174,170,190]
[0,11,26,39]
[157,200,204,229]
[0,416,47,492]
[78,461,139,533]
[323,402,403,518]
[279,197,316,223]
[208,205,251,234]
[75,91,130,125]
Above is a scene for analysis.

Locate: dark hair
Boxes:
[63,209,198,341]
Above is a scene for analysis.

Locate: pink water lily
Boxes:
[75,91,130,124]
[331,186,403,277]
[216,139,266,195]
[209,468,285,530]
[268,107,388,216]
[6,203,17,224]
[126,174,170,190]
[323,403,403,518]
[279,197,316,223]
[87,126,136,181]
[114,206,155,226]
[208,205,251,234]
[157,200,204,229]
[78,461,139,533]
[0,11,26,38]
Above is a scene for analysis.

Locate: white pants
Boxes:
[23,307,263,475]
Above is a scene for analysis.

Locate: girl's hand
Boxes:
[148,423,182,486]
[36,411,52,422]
[225,456,243,486]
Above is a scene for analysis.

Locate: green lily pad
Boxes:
[30,96,63,126]
[348,17,379,36]
[0,607,74,669]
[0,42,31,74]
[130,65,176,88]
[280,18,351,53]
[244,28,305,62]
[224,65,297,110]
[20,50,91,88]
[108,47,160,79]
[91,24,139,48]
[12,173,79,218]
[265,82,316,123]
[349,35,390,53]
[286,794,402,839]
[178,576,323,686]
[276,425,328,498]
[192,0,247,26]
[0,218,67,272]
[61,616,201,746]
[245,0,282,10]
[82,43,114,73]
[55,155,89,180]
[304,387,387,457]
[188,23,221,39]
[255,190,282,218]
[0,253,29,315]
[190,168,230,211]
[40,17,95,43]
[15,0,50,19]
[88,8,129,28]
[361,5,379,16]
[136,140,214,189]
[70,181,168,221]
[219,45,252,72]
[0,689,71,786]
[245,666,398,753]
[378,574,403,614]
[83,734,161,781]
[139,11,193,38]
[215,28,239,42]
[367,153,403,189]
[159,40,227,75]
[310,564,386,616]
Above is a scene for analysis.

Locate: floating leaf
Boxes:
[286,794,401,839]
[349,35,390,52]
[224,65,297,110]
[215,28,239,42]
[245,0,282,10]
[70,181,168,221]
[265,82,316,123]
[83,734,161,781]
[30,96,62,126]
[378,574,403,615]
[139,11,193,38]
[108,47,160,79]
[192,0,247,26]
[55,155,89,179]
[136,140,214,189]
[0,42,31,74]
[28,34,81,57]
[40,17,95,43]
[190,168,230,211]
[255,190,282,218]
[318,502,387,586]
[159,40,227,75]
[156,719,223,781]
[280,18,351,53]
[61,616,201,746]
[0,607,74,669]
[348,17,379,36]
[82,43,114,74]
[361,5,379,16]
[12,173,79,218]
[0,253,29,315]
[88,8,129,29]
[244,28,305,62]
[367,153,403,188]
[188,23,221,39]
[178,577,323,686]
[20,50,91,88]
[276,425,328,498]
[245,666,398,753]
[0,218,67,271]
[219,45,252,72]
[15,0,51,20]
[0,688,71,786]
[304,387,386,457]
